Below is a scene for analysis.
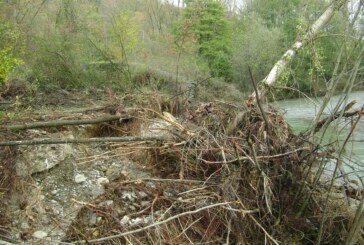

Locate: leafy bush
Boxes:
[0,21,24,85]
[0,48,23,84]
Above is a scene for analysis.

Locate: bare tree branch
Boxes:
[1,115,131,132]
[72,202,232,244]
[0,136,164,146]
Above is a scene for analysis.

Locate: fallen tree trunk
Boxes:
[250,0,348,100]
[0,135,164,146]
[1,115,131,131]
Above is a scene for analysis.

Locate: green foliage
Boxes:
[287,3,348,96]
[110,11,141,60]
[0,48,23,84]
[25,1,145,90]
[177,0,232,81]
[245,0,302,44]
[28,36,84,89]
[0,20,24,84]
[231,15,284,89]
[243,0,353,97]
[0,0,358,98]
[24,0,124,89]
[22,0,82,88]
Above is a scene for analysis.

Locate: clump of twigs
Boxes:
[0,79,28,99]
[86,118,142,137]
[63,99,361,244]
[64,180,230,244]
[0,133,19,197]
[0,133,23,243]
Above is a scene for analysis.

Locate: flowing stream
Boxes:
[273,91,364,182]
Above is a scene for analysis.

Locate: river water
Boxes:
[273,91,364,182]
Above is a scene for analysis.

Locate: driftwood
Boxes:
[314,102,363,132]
[1,115,131,131]
[0,136,164,146]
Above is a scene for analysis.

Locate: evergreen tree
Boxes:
[180,0,232,80]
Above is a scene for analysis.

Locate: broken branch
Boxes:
[0,136,164,146]
[72,202,232,244]
[314,102,362,133]
[1,115,131,131]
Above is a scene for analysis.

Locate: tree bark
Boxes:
[250,0,348,100]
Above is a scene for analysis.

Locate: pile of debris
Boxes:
[0,94,362,244]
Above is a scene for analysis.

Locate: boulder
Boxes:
[16,140,75,176]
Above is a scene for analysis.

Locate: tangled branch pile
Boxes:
[62,98,359,245]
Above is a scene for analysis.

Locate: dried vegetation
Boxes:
[18,94,356,245]
[0,84,362,244]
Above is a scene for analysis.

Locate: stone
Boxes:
[92,229,99,237]
[141,201,150,207]
[106,165,122,180]
[16,142,75,176]
[99,200,113,207]
[137,191,148,198]
[97,217,102,223]
[20,222,30,229]
[143,216,152,224]
[122,191,137,201]
[75,174,87,183]
[33,230,47,239]
[130,217,143,226]
[120,215,130,225]
[146,182,156,189]
[88,213,97,226]
[97,177,109,185]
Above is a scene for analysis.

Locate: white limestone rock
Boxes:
[33,230,47,239]
[75,174,87,183]
[16,142,75,176]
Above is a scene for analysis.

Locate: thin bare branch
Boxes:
[0,136,164,146]
[72,202,232,244]
[2,115,131,132]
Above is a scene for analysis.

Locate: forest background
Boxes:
[0,0,363,100]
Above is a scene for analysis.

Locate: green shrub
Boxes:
[0,20,24,85]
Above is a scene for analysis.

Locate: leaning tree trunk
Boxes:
[250,0,348,100]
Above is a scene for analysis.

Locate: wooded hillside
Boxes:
[0,0,362,98]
